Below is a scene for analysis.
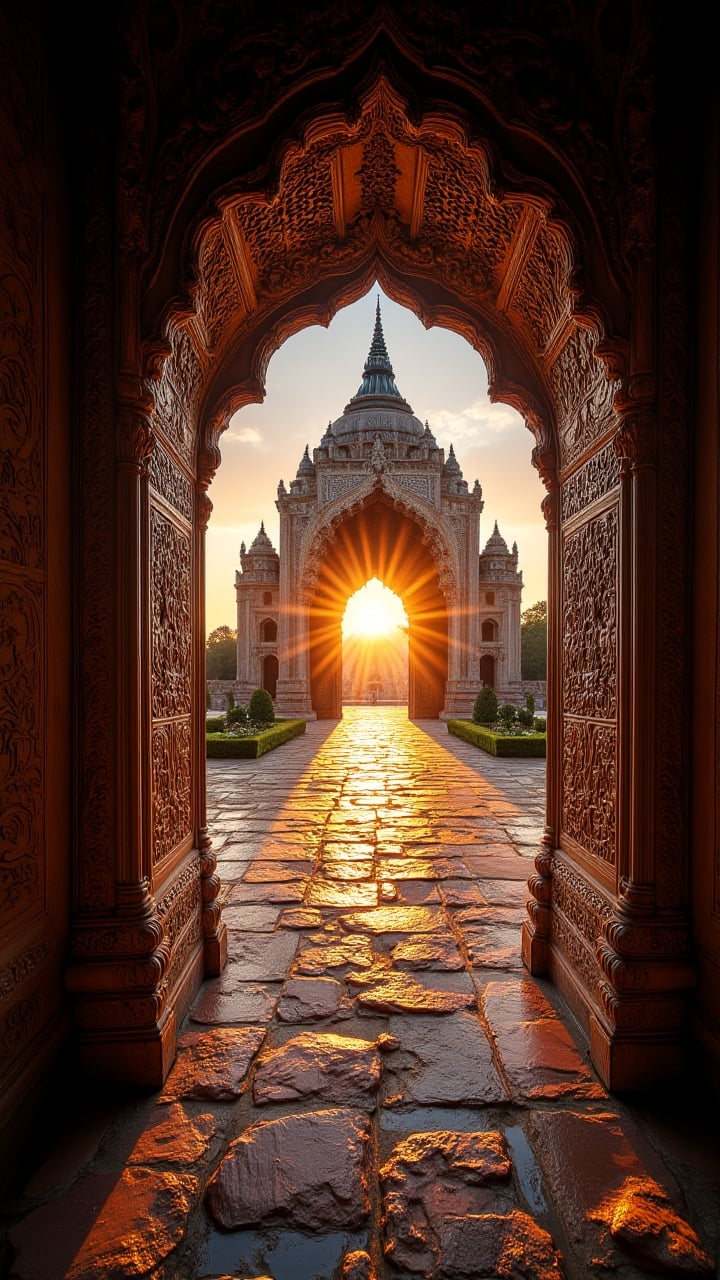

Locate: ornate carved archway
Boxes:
[62,6,698,1097]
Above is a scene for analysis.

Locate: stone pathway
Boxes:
[3,708,719,1280]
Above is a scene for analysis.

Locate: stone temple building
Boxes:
[234,305,524,718]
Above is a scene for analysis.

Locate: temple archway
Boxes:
[57,6,701,1102]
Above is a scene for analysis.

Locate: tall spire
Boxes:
[353,298,405,401]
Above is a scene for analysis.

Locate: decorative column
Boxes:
[587,407,696,1087]
[196,453,228,977]
[522,460,558,973]
[275,497,315,717]
[66,385,176,1087]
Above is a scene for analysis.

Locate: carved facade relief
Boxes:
[562,508,618,720]
[149,445,194,522]
[561,442,620,521]
[552,326,620,469]
[150,507,192,720]
[151,720,192,869]
[561,504,618,872]
[151,329,203,466]
[150,506,193,870]
[562,719,617,869]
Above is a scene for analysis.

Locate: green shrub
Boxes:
[448,719,546,758]
[226,690,235,710]
[473,684,498,725]
[525,692,535,717]
[516,706,534,729]
[496,702,518,730]
[226,704,249,727]
[206,719,305,758]
[533,717,547,732]
[248,688,275,724]
[206,715,226,733]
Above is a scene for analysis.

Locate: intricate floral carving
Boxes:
[156,858,204,994]
[552,325,620,469]
[150,508,192,719]
[562,508,617,718]
[562,719,617,866]
[150,326,203,465]
[149,444,194,522]
[151,720,192,867]
[561,443,621,521]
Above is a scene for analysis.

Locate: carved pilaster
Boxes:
[193,464,227,977]
[522,453,556,976]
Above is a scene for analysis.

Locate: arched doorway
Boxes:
[262,653,278,699]
[49,8,704,1105]
[480,655,495,688]
[306,496,448,720]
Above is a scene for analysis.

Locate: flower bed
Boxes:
[447,719,546,758]
[206,718,306,758]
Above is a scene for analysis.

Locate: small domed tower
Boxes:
[235,522,281,702]
[477,521,523,698]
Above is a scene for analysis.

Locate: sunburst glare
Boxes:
[342,578,409,638]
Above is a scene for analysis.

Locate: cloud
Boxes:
[428,398,523,445]
[222,424,264,446]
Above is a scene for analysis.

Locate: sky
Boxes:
[205,283,548,634]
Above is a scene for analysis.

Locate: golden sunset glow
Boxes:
[342,578,408,638]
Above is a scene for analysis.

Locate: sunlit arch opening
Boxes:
[342,578,408,638]
[341,579,409,707]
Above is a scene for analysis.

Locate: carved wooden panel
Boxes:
[561,442,620,522]
[561,503,618,870]
[562,719,617,867]
[150,507,192,719]
[151,720,192,868]
[149,445,194,523]
[152,329,202,465]
[150,504,192,870]
[562,508,617,719]
[552,326,619,468]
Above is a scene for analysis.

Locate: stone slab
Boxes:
[205,1110,371,1231]
[253,1031,383,1104]
[160,1027,266,1101]
[384,1012,507,1105]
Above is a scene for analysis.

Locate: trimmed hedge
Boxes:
[206,718,306,758]
[447,719,546,758]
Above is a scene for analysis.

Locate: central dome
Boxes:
[329,300,426,444]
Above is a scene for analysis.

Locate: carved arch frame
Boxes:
[67,10,696,1094]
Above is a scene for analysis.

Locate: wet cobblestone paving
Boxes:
[3,709,719,1280]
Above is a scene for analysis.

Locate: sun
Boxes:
[342,578,408,638]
